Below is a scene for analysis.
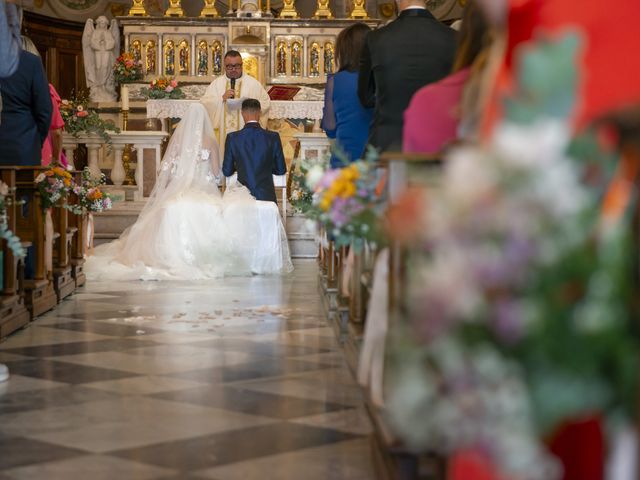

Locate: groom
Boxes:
[222,99,286,203]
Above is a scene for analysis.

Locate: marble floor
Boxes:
[0,260,375,480]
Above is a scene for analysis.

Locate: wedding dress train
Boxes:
[84,103,293,281]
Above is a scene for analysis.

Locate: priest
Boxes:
[201,50,271,154]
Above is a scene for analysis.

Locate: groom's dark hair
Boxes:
[241,98,261,114]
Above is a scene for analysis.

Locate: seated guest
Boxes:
[21,38,68,168]
[0,45,51,165]
[403,0,490,153]
[42,83,68,167]
[321,22,373,168]
[358,0,456,153]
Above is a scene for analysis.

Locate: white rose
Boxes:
[35,173,46,183]
[0,181,8,196]
[305,165,325,189]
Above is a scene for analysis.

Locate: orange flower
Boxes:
[88,189,103,200]
[385,186,428,245]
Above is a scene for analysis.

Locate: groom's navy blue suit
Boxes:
[222,121,287,203]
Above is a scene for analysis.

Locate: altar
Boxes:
[146,99,323,122]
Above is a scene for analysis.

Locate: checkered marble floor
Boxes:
[0,260,374,480]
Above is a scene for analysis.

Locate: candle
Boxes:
[121,85,129,111]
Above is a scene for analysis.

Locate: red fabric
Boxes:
[547,414,605,480]
[403,68,470,154]
[41,84,67,167]
[448,450,502,480]
[484,0,640,135]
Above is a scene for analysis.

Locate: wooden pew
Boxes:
[363,152,446,480]
[0,168,30,338]
[12,167,57,319]
[51,198,75,302]
[68,170,86,288]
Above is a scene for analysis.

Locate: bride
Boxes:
[85,103,293,281]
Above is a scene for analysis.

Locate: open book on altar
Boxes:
[267,85,301,101]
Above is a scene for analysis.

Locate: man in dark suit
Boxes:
[222,98,286,203]
[0,47,52,165]
[358,0,456,152]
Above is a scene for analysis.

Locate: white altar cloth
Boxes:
[146,99,324,120]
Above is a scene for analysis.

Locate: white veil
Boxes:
[115,102,222,267]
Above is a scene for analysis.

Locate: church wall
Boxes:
[22,11,87,99]
[19,0,463,23]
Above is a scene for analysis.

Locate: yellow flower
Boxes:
[341,181,356,198]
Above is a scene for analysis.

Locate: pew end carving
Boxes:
[0,168,31,338]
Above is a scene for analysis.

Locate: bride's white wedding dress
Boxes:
[84,103,293,281]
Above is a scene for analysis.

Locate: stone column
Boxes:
[134,145,145,200]
[87,144,102,180]
[111,144,126,186]
[63,143,78,170]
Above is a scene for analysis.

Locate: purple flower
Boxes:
[492,299,526,344]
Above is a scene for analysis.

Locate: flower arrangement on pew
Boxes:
[288,156,328,218]
[308,149,386,251]
[60,93,119,144]
[0,181,26,258]
[113,52,143,85]
[140,77,185,99]
[35,165,74,210]
[68,168,114,214]
[384,34,640,479]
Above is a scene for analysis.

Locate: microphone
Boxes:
[230,78,236,98]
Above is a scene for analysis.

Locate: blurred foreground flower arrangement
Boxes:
[385,33,640,479]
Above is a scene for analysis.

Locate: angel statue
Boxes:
[82,16,120,102]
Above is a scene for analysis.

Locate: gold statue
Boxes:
[291,41,301,76]
[197,41,208,76]
[178,40,189,74]
[279,0,298,18]
[324,42,334,75]
[313,0,332,18]
[276,41,287,76]
[128,0,148,16]
[200,0,220,17]
[164,40,175,76]
[212,41,223,75]
[131,40,142,63]
[145,40,156,74]
[309,42,320,77]
[164,0,184,17]
[349,0,368,18]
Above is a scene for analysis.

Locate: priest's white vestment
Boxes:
[201,73,271,154]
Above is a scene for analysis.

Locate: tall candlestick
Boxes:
[121,85,130,111]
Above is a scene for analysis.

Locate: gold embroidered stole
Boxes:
[222,78,242,145]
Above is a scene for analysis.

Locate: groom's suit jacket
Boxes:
[222,122,287,203]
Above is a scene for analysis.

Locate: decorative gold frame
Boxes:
[349,0,368,19]
[164,0,185,17]
[200,0,220,17]
[128,0,148,16]
[313,0,333,19]
[280,0,299,18]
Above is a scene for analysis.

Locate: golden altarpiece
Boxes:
[115,4,379,170]
[120,16,379,86]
